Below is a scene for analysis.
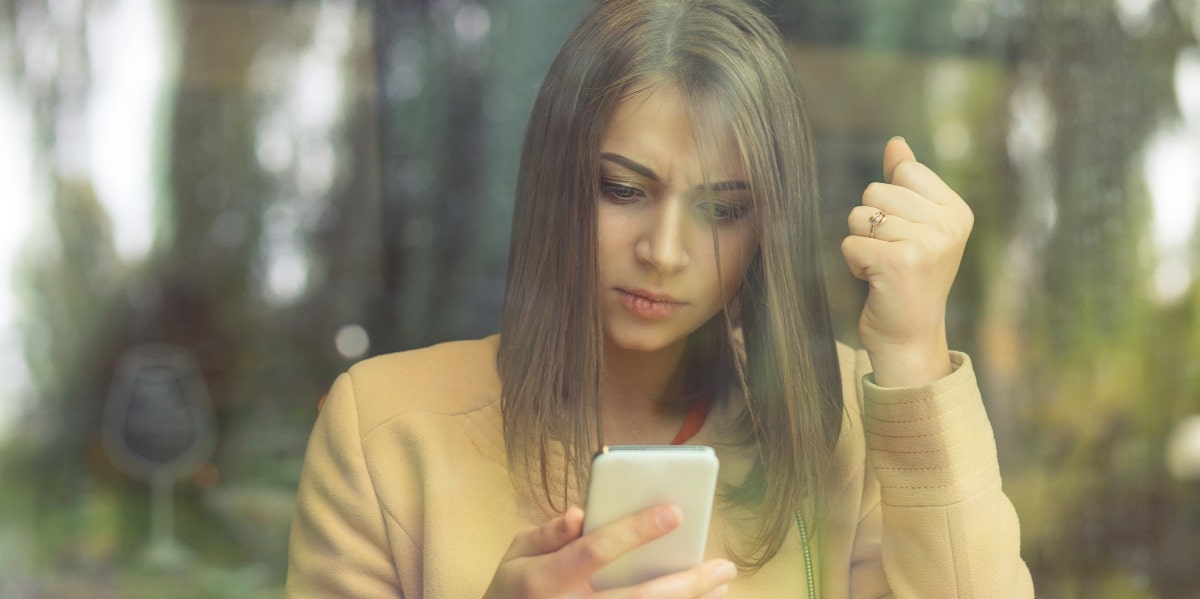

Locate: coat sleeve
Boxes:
[851,350,1034,598]
[286,373,405,598]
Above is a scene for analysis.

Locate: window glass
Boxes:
[1,0,1197,595]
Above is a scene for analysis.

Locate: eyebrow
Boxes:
[600,152,749,192]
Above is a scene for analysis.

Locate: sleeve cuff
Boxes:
[861,351,1002,507]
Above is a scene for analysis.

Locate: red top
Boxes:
[670,399,712,445]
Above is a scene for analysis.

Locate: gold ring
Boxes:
[869,210,887,239]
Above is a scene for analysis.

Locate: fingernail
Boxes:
[655,505,681,531]
[713,561,737,583]
[891,135,906,143]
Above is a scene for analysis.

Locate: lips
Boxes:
[616,288,686,318]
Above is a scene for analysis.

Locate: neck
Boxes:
[600,338,693,445]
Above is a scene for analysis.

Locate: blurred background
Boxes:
[0,0,1198,596]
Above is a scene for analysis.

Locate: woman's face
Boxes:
[596,85,759,356]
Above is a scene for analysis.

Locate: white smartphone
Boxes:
[582,445,720,590]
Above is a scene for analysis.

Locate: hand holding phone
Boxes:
[481,503,736,599]
[582,445,720,590]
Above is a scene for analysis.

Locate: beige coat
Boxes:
[286,336,1033,597]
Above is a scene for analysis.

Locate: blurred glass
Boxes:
[0,0,1197,596]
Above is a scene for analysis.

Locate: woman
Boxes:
[287,0,1034,597]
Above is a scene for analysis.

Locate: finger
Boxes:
[888,160,965,210]
[505,506,586,559]
[551,503,682,580]
[882,136,917,184]
[861,181,940,224]
[594,559,736,599]
[882,137,965,209]
[847,206,912,241]
[841,234,880,281]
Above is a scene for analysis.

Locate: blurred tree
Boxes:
[369,0,591,350]
[372,0,490,350]
[3,0,1199,595]
[1007,1,1200,596]
[2,0,383,586]
[0,0,136,573]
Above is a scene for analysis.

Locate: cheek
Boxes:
[717,231,757,297]
[596,213,642,281]
[595,212,623,272]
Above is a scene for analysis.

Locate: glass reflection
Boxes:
[0,0,1197,595]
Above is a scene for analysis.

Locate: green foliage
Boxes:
[2,0,1198,595]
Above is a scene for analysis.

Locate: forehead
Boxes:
[600,84,744,183]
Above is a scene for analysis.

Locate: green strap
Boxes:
[795,510,816,599]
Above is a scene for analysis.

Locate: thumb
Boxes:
[883,136,917,184]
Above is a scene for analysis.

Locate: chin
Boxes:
[604,326,686,354]
[613,339,668,353]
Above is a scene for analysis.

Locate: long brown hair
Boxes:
[498,0,844,572]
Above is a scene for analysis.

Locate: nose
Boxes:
[635,198,690,273]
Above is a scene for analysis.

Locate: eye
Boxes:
[697,200,748,222]
[600,180,642,203]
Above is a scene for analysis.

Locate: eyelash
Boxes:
[697,201,748,222]
[600,181,642,203]
[599,180,748,223]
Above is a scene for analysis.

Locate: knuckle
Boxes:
[893,159,920,182]
[894,244,922,269]
[942,217,969,242]
[574,535,608,566]
[863,181,885,201]
[634,511,658,537]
